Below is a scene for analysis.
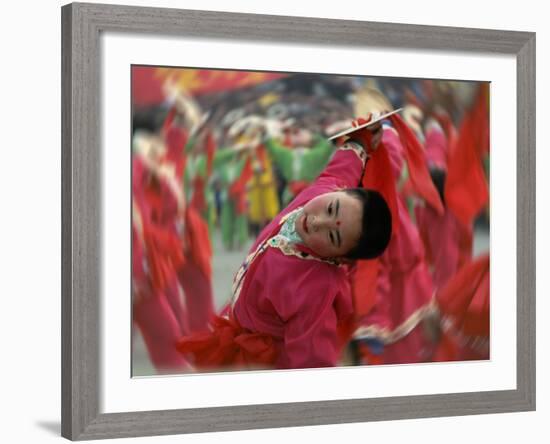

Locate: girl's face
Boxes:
[295,191,363,258]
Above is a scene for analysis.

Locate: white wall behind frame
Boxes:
[0,1,544,444]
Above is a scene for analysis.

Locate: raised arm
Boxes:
[314,140,368,189]
[314,117,383,189]
[212,146,240,168]
[264,137,294,181]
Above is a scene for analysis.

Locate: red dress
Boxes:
[177,143,368,370]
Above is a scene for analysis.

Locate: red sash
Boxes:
[176,314,277,369]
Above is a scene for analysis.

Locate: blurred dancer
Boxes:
[351,121,441,365]
[445,83,490,228]
[415,83,489,292]
[180,128,217,334]
[184,129,217,234]
[131,98,216,371]
[131,127,190,371]
[231,117,280,235]
[265,129,335,205]
[415,117,473,290]
[213,116,281,249]
[157,98,216,336]
[352,84,489,365]
[214,144,253,251]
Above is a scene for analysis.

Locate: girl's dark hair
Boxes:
[343,188,392,260]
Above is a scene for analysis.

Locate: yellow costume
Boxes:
[247,147,280,227]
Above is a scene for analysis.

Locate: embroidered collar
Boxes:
[276,206,340,264]
[278,207,304,245]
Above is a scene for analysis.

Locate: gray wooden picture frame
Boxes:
[61,2,536,440]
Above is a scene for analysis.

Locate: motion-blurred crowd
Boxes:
[131,67,490,373]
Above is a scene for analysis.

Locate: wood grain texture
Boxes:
[74,390,528,440]
[75,2,531,53]
[62,3,102,439]
[516,33,536,410]
[61,4,73,439]
[61,2,536,440]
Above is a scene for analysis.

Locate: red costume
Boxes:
[177,143,370,370]
[131,149,190,370]
[415,125,473,290]
[131,112,214,371]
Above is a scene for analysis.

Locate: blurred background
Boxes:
[131,66,490,375]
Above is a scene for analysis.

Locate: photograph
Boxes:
[130,65,491,376]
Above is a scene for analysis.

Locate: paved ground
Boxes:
[132,226,490,377]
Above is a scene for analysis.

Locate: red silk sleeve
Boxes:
[314,143,368,190]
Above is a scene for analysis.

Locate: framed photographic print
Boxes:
[61,2,535,440]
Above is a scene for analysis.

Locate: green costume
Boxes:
[264,135,334,205]
[212,148,251,251]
